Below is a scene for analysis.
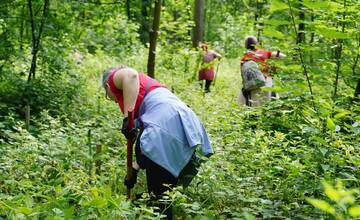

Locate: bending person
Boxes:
[102,66,213,219]
[238,36,286,106]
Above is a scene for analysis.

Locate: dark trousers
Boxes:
[135,138,177,219]
[135,133,199,219]
[199,80,212,93]
[143,156,177,220]
[205,80,212,93]
[242,88,251,106]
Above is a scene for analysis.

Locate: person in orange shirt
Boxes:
[238,36,286,106]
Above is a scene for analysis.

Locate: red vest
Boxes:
[108,69,165,117]
[241,48,272,73]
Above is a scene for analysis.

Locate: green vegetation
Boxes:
[0,0,359,219]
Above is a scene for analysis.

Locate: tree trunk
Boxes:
[192,0,204,48]
[297,0,305,44]
[126,0,131,20]
[353,38,360,97]
[355,78,360,98]
[25,105,30,130]
[28,0,37,82]
[333,0,346,97]
[27,0,50,82]
[95,144,102,175]
[20,5,25,51]
[255,0,261,40]
[26,0,49,130]
[147,0,162,78]
[309,14,315,64]
[140,0,150,44]
[203,0,208,41]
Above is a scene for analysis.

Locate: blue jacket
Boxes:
[137,88,213,177]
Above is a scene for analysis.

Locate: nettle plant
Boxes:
[307,180,360,219]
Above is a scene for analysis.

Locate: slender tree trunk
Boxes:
[355,79,360,98]
[147,0,162,78]
[333,40,343,96]
[297,0,305,44]
[186,0,192,40]
[28,0,37,82]
[204,0,209,41]
[87,129,93,176]
[192,0,204,48]
[309,14,315,64]
[126,0,131,20]
[27,0,50,82]
[254,0,259,28]
[25,105,30,130]
[333,0,346,97]
[20,5,25,51]
[255,0,260,40]
[353,38,360,97]
[140,0,150,44]
[26,0,49,130]
[95,143,102,174]
[95,95,102,174]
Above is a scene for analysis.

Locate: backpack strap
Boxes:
[144,78,153,96]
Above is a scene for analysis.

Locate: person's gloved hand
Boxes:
[124,168,139,189]
[121,117,138,142]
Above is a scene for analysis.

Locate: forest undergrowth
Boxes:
[0,54,359,219]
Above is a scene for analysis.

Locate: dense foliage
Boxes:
[0,0,359,219]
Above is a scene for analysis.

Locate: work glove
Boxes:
[121,117,138,142]
[124,168,139,189]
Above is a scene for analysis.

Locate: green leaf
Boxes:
[306,198,335,215]
[243,211,256,220]
[16,207,32,215]
[313,136,327,146]
[315,27,349,39]
[82,197,107,208]
[334,111,350,119]
[323,181,340,202]
[242,0,250,9]
[270,0,288,13]
[321,164,330,171]
[319,148,328,156]
[263,28,285,39]
[64,206,75,220]
[264,19,291,26]
[191,202,201,211]
[302,0,330,10]
[55,184,62,194]
[327,118,336,131]
[349,206,360,217]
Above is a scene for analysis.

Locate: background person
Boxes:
[238,36,286,106]
[197,43,222,93]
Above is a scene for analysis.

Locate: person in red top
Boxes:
[102,65,213,219]
[104,66,164,118]
[238,36,286,106]
[197,43,222,93]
